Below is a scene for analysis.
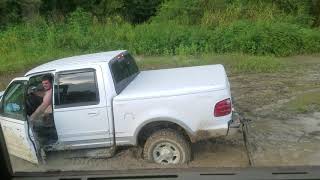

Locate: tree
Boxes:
[0,0,20,26]
[122,0,163,24]
[312,0,320,27]
[18,0,42,21]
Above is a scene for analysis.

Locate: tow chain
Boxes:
[240,114,254,167]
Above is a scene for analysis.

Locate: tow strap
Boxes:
[240,116,254,167]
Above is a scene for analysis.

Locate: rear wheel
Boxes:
[143,129,191,165]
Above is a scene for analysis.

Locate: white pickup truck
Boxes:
[0,50,240,165]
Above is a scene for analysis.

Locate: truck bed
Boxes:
[114,64,229,101]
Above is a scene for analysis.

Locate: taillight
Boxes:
[214,98,232,117]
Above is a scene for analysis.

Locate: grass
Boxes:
[137,54,286,74]
[286,91,320,113]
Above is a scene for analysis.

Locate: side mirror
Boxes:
[0,91,4,112]
[0,91,3,99]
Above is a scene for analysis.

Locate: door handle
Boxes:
[88,112,99,116]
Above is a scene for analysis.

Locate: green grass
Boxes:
[285,91,320,113]
[136,54,286,74]
[232,56,284,73]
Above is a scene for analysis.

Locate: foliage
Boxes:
[137,54,285,74]
[0,0,163,26]
[1,11,320,74]
[152,0,203,25]
[0,0,320,74]
[155,0,317,27]
[232,55,284,73]
[1,0,319,27]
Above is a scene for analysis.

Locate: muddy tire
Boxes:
[143,129,191,165]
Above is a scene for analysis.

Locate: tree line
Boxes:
[0,0,163,26]
[1,0,320,27]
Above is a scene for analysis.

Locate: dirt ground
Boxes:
[5,55,320,172]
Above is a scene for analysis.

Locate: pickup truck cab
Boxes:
[0,50,240,165]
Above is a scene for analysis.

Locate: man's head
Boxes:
[42,74,53,91]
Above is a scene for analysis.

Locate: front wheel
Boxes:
[143,129,191,165]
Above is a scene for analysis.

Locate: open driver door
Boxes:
[0,77,40,164]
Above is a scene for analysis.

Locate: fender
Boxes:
[133,116,195,145]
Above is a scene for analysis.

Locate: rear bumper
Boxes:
[190,111,241,142]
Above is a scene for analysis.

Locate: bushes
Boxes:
[301,28,320,54]
[127,23,211,55]
[0,9,320,75]
[210,21,306,56]
[126,21,320,56]
[152,0,203,25]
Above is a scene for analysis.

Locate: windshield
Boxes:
[0,0,320,176]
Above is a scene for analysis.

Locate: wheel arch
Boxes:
[134,117,194,146]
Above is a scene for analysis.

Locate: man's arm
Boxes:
[30,89,52,121]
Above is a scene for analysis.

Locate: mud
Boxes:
[248,112,320,166]
[7,55,320,172]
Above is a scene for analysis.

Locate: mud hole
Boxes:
[7,56,320,172]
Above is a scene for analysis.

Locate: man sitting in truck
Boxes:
[30,74,53,122]
[29,74,58,145]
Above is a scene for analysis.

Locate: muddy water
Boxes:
[6,56,320,172]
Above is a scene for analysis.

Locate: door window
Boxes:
[2,82,25,120]
[55,69,99,108]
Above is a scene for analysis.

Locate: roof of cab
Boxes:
[25,50,126,76]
